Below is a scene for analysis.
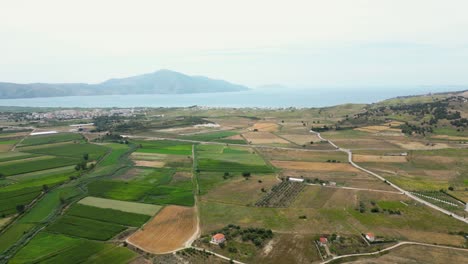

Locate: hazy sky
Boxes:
[1,0,468,88]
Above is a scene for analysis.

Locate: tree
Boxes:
[0,173,5,179]
[16,204,25,213]
[42,184,49,193]
[83,153,89,161]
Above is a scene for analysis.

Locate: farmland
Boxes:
[1,91,468,263]
[127,205,197,254]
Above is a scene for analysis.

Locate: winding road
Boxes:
[310,130,468,224]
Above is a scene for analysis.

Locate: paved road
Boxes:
[320,241,468,264]
[310,130,468,224]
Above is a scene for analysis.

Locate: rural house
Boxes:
[319,237,328,246]
[211,233,226,245]
[365,233,375,242]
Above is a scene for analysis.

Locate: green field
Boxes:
[196,144,273,173]
[19,133,83,147]
[134,140,193,155]
[78,196,161,216]
[0,187,42,216]
[1,156,79,176]
[0,223,34,253]
[98,143,130,166]
[0,152,38,163]
[87,168,194,206]
[10,232,136,264]
[21,142,108,160]
[181,130,239,142]
[66,204,150,227]
[19,186,82,224]
[47,215,126,240]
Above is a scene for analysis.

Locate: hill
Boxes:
[0,70,249,99]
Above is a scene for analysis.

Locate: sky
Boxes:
[1,0,468,88]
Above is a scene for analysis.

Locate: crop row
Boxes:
[255,181,305,208]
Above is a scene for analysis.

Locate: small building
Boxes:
[211,233,226,245]
[288,177,304,183]
[365,233,375,242]
[319,237,328,246]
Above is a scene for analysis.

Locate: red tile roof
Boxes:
[213,233,225,240]
[319,237,328,243]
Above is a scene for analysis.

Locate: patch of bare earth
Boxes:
[127,206,197,254]
[353,155,408,163]
[134,160,165,168]
[271,160,359,172]
[242,132,290,144]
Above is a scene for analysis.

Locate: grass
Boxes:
[47,215,126,240]
[78,196,161,216]
[66,204,150,227]
[21,142,108,160]
[20,133,83,147]
[134,140,193,155]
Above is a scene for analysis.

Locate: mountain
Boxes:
[0,70,250,99]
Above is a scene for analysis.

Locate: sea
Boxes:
[0,87,463,108]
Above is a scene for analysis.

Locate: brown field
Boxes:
[0,145,13,152]
[201,174,279,205]
[242,132,290,144]
[257,148,348,162]
[279,170,395,191]
[388,141,450,150]
[353,154,408,163]
[131,152,167,161]
[251,122,279,132]
[431,135,468,141]
[134,160,165,168]
[348,244,468,264]
[271,160,359,172]
[225,134,244,141]
[355,125,401,134]
[278,134,322,145]
[332,139,402,149]
[127,205,197,254]
[253,233,321,263]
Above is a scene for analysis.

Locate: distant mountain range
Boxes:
[0,70,250,99]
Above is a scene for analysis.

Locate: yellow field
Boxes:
[353,154,408,163]
[431,135,468,141]
[271,160,359,172]
[251,122,279,132]
[389,141,450,150]
[134,160,165,168]
[278,134,322,145]
[127,206,197,254]
[242,132,289,144]
[355,125,402,134]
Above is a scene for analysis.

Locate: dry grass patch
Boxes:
[389,141,450,150]
[251,122,279,132]
[278,134,322,145]
[134,160,166,168]
[348,244,468,264]
[127,205,197,254]
[201,175,279,205]
[431,135,468,141]
[271,161,359,172]
[242,132,290,144]
[353,155,408,163]
[131,152,167,161]
[0,145,13,152]
[355,125,401,134]
[78,196,161,216]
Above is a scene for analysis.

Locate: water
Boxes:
[0,87,461,108]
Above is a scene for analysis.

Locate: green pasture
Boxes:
[19,133,83,147]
